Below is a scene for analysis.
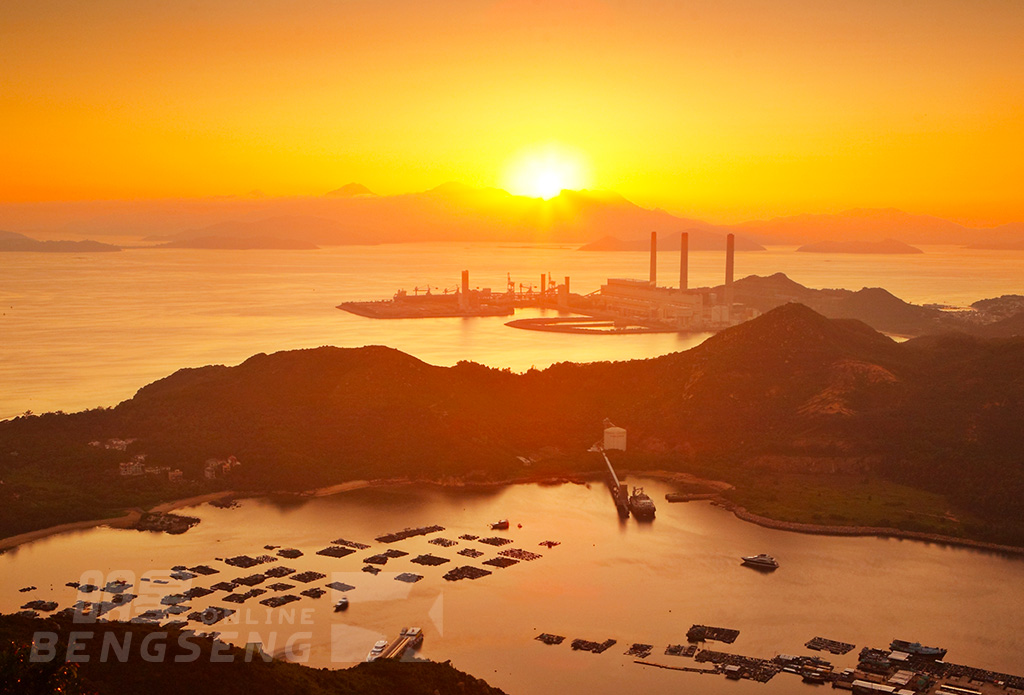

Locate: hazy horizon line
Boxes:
[3,182,1022,231]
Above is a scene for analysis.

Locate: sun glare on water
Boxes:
[503,145,589,199]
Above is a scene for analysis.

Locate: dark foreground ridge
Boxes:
[1,303,1023,545]
[0,614,505,695]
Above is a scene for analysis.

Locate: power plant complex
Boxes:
[338,232,757,333]
[592,231,747,330]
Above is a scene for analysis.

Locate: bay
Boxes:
[1,478,1022,692]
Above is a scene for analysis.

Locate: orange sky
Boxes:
[2,0,1022,225]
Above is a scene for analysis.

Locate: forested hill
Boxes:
[2,303,1023,543]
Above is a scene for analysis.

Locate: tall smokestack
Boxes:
[540,273,546,300]
[460,270,469,310]
[726,233,735,286]
[679,232,689,290]
[725,233,735,320]
[649,231,657,286]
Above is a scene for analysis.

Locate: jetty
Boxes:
[376,627,424,660]
[635,660,717,675]
[601,451,630,517]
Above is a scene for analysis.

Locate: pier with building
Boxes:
[594,421,630,517]
[375,626,424,661]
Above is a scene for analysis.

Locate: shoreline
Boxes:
[300,472,593,496]
[0,490,237,553]
[723,502,1024,557]
[149,491,237,513]
[0,510,142,553]
[626,468,1024,556]
[2,474,1022,558]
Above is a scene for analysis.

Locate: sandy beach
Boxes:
[303,479,387,497]
[149,491,237,513]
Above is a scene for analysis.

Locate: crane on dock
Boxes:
[601,450,630,518]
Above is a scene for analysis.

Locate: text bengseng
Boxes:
[30,631,311,663]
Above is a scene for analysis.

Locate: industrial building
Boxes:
[592,230,755,330]
[603,425,627,452]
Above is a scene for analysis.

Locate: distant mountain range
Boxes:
[2,186,1021,248]
[579,231,764,252]
[729,208,1024,247]
[796,239,923,254]
[0,229,120,253]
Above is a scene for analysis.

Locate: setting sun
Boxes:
[503,145,589,199]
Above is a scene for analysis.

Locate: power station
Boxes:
[340,231,755,331]
[592,230,750,330]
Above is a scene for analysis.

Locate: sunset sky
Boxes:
[2,0,1022,224]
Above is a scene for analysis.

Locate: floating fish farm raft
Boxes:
[805,635,855,655]
[442,565,491,581]
[625,644,654,658]
[331,538,370,549]
[316,546,356,558]
[571,638,617,654]
[665,644,697,657]
[410,554,450,566]
[375,525,445,543]
[265,566,295,578]
[483,557,518,568]
[686,624,740,644]
[536,633,565,645]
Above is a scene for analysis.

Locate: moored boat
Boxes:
[628,487,656,519]
[741,553,779,570]
[366,639,388,661]
[889,639,947,659]
[490,519,510,530]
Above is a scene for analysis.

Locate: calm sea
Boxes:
[2,242,1022,418]
[1,479,1022,692]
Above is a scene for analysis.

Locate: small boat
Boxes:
[334,597,349,612]
[741,553,779,570]
[490,519,510,530]
[628,487,656,520]
[366,639,388,662]
[889,639,947,659]
[801,671,828,684]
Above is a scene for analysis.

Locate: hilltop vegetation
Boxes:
[1,304,1023,545]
